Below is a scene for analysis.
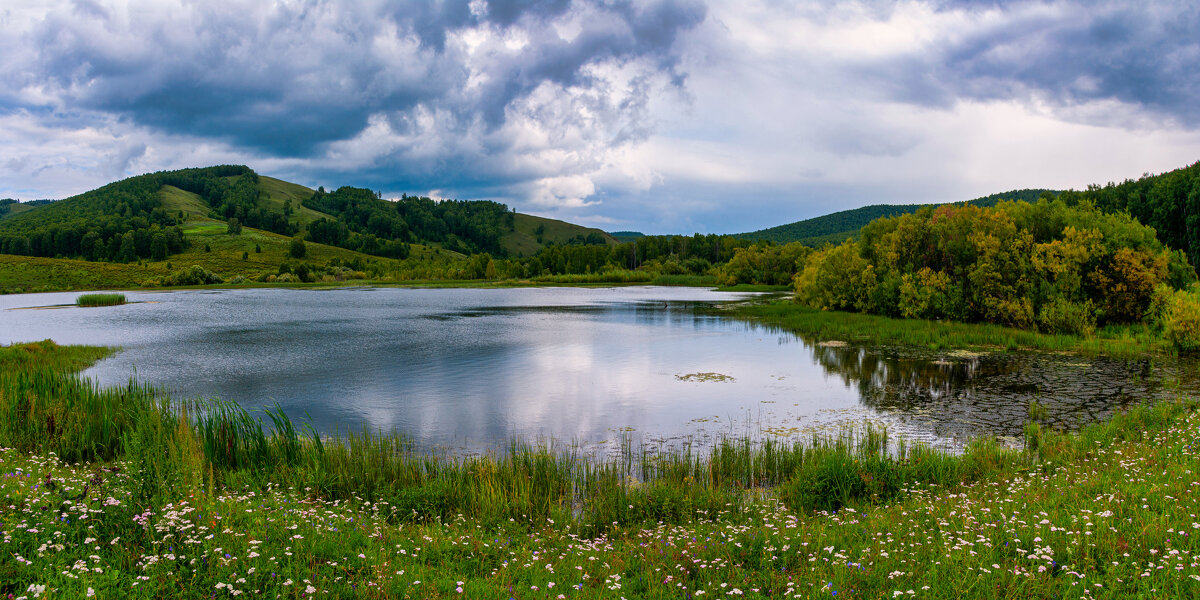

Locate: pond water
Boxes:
[3,287,1196,453]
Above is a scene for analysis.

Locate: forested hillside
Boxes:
[0,166,614,266]
[1058,161,1200,266]
[304,187,515,258]
[738,189,1055,245]
[0,165,256,261]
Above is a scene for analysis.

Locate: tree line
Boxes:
[303,187,515,258]
[792,198,1195,333]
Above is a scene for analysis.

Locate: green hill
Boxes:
[0,165,622,291]
[737,189,1056,245]
[0,199,51,220]
[502,213,616,257]
[608,230,645,243]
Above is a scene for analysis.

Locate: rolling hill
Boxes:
[737,189,1056,245]
[0,165,620,292]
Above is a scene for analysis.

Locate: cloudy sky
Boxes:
[1,0,1198,233]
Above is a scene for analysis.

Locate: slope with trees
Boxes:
[738,189,1055,245]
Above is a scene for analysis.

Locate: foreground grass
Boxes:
[724,298,1166,358]
[2,341,1199,597]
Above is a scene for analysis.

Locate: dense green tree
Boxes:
[793,198,1195,331]
[289,236,307,259]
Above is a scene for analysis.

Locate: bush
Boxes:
[1037,298,1096,335]
[164,265,223,286]
[289,236,307,259]
[1164,286,1200,353]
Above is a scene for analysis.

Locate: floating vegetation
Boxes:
[676,371,736,382]
[75,293,126,307]
[818,339,848,347]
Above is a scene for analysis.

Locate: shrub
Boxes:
[1037,298,1096,335]
[289,236,307,259]
[164,265,223,286]
[1164,286,1200,353]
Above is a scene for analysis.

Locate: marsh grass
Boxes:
[75,292,126,306]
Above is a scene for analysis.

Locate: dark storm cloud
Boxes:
[22,0,704,157]
[863,1,1200,126]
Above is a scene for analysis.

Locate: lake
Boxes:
[3,286,1195,453]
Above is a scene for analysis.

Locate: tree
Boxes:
[227,217,242,235]
[289,236,307,259]
[150,233,168,261]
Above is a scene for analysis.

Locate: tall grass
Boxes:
[76,292,126,306]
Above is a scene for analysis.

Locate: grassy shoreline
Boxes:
[1,341,1199,597]
[719,297,1168,358]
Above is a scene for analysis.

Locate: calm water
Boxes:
[3,287,1195,452]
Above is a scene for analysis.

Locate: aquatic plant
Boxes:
[75,293,125,307]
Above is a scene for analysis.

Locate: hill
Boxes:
[0,165,624,291]
[502,213,616,257]
[0,199,53,220]
[608,230,645,243]
[737,189,1056,245]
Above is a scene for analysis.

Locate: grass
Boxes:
[255,175,331,228]
[75,293,125,307]
[1,340,1199,597]
[502,213,617,257]
[723,297,1167,358]
[0,218,422,293]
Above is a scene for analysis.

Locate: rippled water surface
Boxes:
[3,286,1196,451]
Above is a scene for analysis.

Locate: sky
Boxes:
[1,0,1199,234]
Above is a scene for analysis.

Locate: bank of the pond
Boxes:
[722,298,1168,359]
[2,340,1199,597]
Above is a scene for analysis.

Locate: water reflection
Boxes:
[800,335,1200,441]
[2,287,1195,453]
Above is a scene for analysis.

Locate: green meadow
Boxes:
[1,340,1198,598]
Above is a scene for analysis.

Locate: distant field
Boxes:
[0,215,424,293]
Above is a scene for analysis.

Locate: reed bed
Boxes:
[75,292,126,306]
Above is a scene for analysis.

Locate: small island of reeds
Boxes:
[75,292,126,307]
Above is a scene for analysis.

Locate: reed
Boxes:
[76,292,126,306]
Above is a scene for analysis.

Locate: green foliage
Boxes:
[1036,297,1097,335]
[738,189,1055,245]
[0,165,260,263]
[164,265,223,286]
[793,199,1191,331]
[715,242,810,286]
[288,235,306,258]
[76,293,126,307]
[1160,285,1200,353]
[1061,160,1200,268]
[304,187,510,258]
